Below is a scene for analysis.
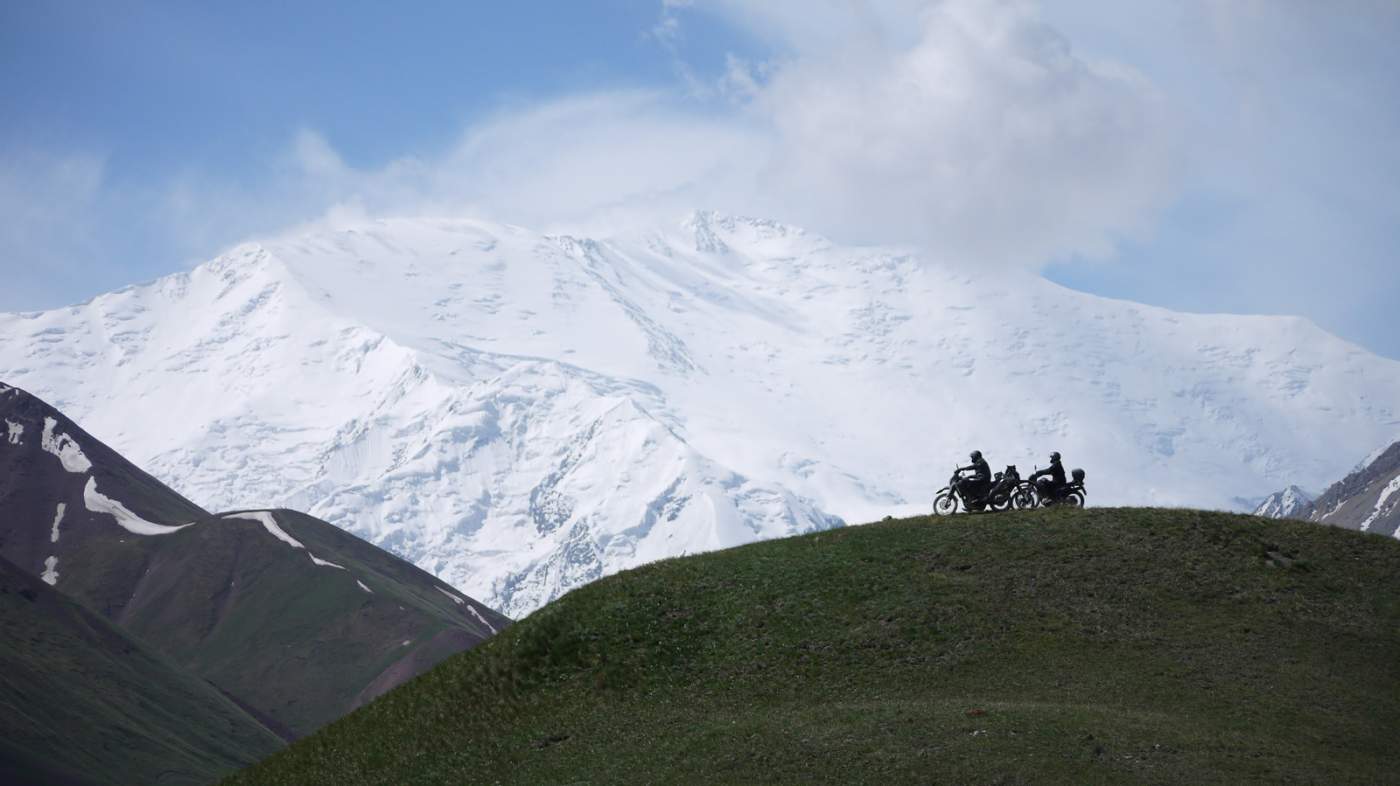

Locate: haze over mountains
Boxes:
[3,212,1399,615]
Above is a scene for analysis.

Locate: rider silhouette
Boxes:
[956,450,992,505]
[1030,451,1067,501]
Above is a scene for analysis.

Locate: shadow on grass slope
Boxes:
[228,508,1400,785]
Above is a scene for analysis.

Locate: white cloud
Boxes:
[5,0,1394,356]
[1040,0,1400,355]
[0,0,1179,307]
[432,92,765,227]
[732,0,1178,263]
[266,0,1177,269]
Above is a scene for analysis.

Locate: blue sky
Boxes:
[3,2,737,173]
[3,0,1398,358]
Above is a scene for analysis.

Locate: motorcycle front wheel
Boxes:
[1011,484,1038,510]
[933,490,959,516]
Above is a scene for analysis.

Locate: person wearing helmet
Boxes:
[955,450,992,507]
[1030,451,1067,502]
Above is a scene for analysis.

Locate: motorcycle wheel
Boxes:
[988,491,1012,512]
[1062,490,1086,508]
[933,490,959,516]
[1012,484,1038,510]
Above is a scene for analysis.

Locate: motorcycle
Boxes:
[933,466,1031,515]
[986,465,1035,511]
[1022,467,1088,508]
[933,467,986,515]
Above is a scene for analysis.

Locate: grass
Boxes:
[227,508,1400,785]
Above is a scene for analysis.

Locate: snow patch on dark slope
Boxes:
[0,384,506,737]
[83,476,193,536]
[40,417,91,473]
[1305,441,1400,538]
[223,510,348,570]
[3,213,1399,615]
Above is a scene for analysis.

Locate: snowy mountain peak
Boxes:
[1308,441,1400,538]
[681,210,833,259]
[1252,485,1315,520]
[5,212,1400,613]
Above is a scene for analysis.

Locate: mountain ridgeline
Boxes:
[229,508,1400,785]
[2,213,1398,617]
[1255,439,1400,538]
[0,383,508,783]
[2,211,1398,783]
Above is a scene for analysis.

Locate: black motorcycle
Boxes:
[1024,468,1088,508]
[933,468,988,515]
[934,465,1033,515]
[986,465,1035,511]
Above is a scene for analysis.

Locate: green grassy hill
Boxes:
[0,556,281,786]
[228,509,1400,785]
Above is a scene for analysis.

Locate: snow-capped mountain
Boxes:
[4,212,1399,615]
[1307,441,1400,538]
[0,382,505,736]
[1252,485,1315,520]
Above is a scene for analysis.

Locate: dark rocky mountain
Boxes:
[0,381,509,742]
[1307,441,1400,537]
[0,554,281,786]
[1255,440,1400,538]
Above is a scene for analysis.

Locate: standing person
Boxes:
[956,450,992,508]
[1030,451,1067,503]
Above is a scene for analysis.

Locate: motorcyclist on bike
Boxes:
[955,450,992,507]
[1029,451,1067,502]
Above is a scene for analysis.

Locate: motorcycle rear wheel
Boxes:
[933,490,959,516]
[1062,490,1086,508]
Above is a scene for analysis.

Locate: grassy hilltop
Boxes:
[228,508,1400,785]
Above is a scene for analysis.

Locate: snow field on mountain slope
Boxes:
[264,214,1386,520]
[0,229,838,614]
[2,213,1399,614]
[285,357,836,613]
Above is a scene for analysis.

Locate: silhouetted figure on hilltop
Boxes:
[956,450,992,508]
[1030,451,1067,502]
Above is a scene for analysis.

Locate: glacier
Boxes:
[3,211,1399,615]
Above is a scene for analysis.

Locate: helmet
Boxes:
[1050,451,1062,462]
[1072,468,1085,482]
[970,450,982,461]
